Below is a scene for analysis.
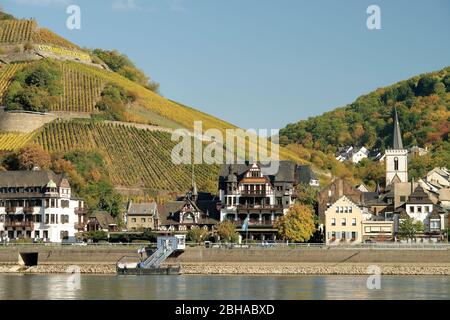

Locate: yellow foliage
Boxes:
[0,132,35,151]
[274,204,315,242]
[0,19,36,43]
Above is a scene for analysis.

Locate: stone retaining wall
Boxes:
[166,247,450,264]
[0,245,142,264]
[0,109,57,133]
[1,246,449,265]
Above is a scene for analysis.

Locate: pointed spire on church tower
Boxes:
[393,107,404,150]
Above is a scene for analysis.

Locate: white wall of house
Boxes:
[385,149,408,186]
[352,147,368,164]
[0,188,83,243]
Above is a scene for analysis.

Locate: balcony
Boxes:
[232,219,275,227]
[237,204,284,213]
[75,207,88,215]
[23,207,34,214]
[5,207,16,214]
[241,191,267,197]
[4,220,34,230]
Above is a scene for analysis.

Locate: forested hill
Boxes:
[280,67,450,154]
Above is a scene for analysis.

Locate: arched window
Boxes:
[394,157,399,171]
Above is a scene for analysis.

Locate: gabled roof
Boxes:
[89,211,116,229]
[296,165,317,184]
[0,170,64,188]
[157,198,220,227]
[46,180,57,188]
[218,161,297,185]
[408,186,433,204]
[128,202,157,216]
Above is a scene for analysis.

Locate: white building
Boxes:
[351,147,369,164]
[426,167,450,188]
[394,185,446,234]
[0,170,86,243]
[336,146,370,164]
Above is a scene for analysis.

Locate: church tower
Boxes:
[385,107,408,186]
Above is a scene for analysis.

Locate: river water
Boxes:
[0,274,448,300]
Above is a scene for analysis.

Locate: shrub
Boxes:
[91,49,159,92]
[187,227,209,243]
[5,59,62,112]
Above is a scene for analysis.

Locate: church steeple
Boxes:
[392,107,404,150]
[384,107,408,186]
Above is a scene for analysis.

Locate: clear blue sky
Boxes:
[3,0,450,130]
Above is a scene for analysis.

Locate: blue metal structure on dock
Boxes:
[116,235,185,275]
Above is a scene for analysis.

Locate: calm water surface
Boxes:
[0,274,448,300]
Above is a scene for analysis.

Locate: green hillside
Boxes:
[279,67,450,186]
[280,67,450,152]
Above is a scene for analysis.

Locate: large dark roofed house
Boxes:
[0,170,86,242]
[218,160,309,240]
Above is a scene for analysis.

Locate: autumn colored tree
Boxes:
[18,144,51,170]
[52,158,85,193]
[217,220,239,243]
[187,227,209,243]
[398,218,424,241]
[296,183,318,208]
[275,204,316,243]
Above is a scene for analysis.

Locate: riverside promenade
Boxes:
[0,243,449,275]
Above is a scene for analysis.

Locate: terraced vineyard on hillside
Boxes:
[0,19,36,43]
[0,132,35,151]
[35,121,219,192]
[67,62,303,162]
[70,62,238,132]
[32,28,81,50]
[51,63,105,112]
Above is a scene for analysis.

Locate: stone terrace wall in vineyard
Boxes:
[0,107,57,133]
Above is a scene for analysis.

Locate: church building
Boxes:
[385,107,408,186]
